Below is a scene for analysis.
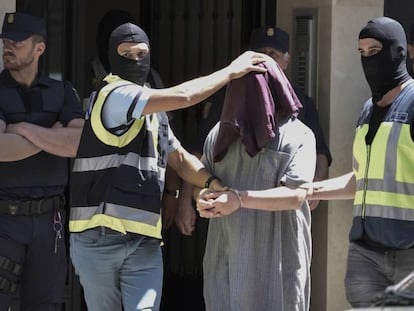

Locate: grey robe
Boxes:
[202,117,316,311]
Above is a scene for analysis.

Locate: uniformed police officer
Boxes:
[0,12,84,310]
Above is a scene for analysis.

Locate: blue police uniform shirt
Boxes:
[0,70,84,200]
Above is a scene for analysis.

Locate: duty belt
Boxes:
[0,195,65,216]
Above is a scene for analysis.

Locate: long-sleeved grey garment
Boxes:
[202,59,316,311]
[203,118,315,311]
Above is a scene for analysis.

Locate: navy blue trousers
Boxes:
[0,210,67,311]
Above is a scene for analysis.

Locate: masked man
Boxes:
[69,23,269,311]
[304,17,414,308]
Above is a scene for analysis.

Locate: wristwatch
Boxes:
[164,188,179,199]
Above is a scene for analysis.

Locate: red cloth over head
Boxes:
[213,60,301,162]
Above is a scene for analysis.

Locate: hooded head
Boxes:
[108,23,150,85]
[358,17,410,103]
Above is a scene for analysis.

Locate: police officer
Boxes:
[69,22,269,311]
[303,17,414,307]
[0,12,84,310]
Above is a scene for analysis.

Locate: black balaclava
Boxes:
[108,23,150,85]
[96,10,136,72]
[359,17,411,104]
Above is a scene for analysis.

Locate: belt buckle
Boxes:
[8,204,19,215]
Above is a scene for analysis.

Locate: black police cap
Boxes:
[249,26,290,53]
[0,12,46,41]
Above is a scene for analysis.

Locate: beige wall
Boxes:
[329,1,382,311]
[277,0,383,310]
[0,0,15,70]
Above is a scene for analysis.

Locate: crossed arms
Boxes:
[0,118,84,161]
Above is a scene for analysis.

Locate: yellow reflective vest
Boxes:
[350,82,414,249]
[70,75,169,239]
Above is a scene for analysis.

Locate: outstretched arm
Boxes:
[196,186,308,218]
[303,171,356,201]
[143,51,270,115]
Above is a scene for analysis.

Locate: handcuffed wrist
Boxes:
[228,188,243,208]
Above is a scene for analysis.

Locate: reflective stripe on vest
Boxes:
[73,153,165,177]
[70,76,166,238]
[69,215,162,238]
[69,204,162,238]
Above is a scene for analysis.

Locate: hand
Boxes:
[52,121,63,128]
[227,51,270,80]
[309,200,320,210]
[6,122,27,136]
[175,198,196,236]
[314,154,329,181]
[196,189,241,218]
[161,194,178,229]
[310,155,329,210]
